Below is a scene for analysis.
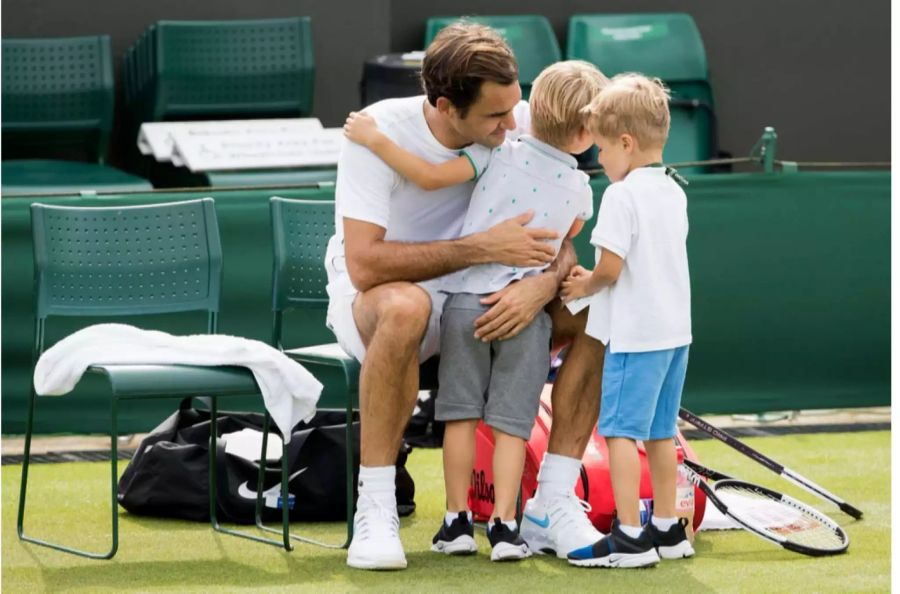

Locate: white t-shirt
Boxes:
[443,135,593,294]
[585,166,692,353]
[324,96,530,297]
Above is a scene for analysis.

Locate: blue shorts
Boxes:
[598,345,690,441]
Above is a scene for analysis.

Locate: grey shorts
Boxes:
[436,292,552,440]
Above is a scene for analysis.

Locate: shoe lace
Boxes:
[355,493,400,540]
[554,492,596,535]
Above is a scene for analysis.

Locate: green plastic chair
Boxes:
[2,35,151,195]
[567,13,717,168]
[17,198,293,558]
[126,18,315,123]
[267,197,356,547]
[268,197,440,547]
[424,15,561,98]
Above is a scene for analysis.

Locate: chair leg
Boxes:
[17,388,118,559]
[343,396,355,548]
[208,396,293,550]
[254,412,344,549]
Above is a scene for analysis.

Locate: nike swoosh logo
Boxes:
[523,512,551,528]
[237,467,308,500]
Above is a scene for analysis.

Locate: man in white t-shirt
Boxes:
[327,22,607,570]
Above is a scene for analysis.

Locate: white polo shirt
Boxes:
[585,166,692,353]
[442,135,593,294]
[324,96,531,298]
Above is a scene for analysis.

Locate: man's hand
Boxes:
[473,211,559,267]
[474,273,557,341]
[343,111,380,147]
[560,265,597,303]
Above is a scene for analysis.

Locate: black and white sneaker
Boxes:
[649,517,695,559]
[487,518,531,562]
[431,511,477,555]
[567,519,660,568]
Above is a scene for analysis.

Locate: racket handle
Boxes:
[839,502,864,520]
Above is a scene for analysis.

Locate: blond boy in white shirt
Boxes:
[561,73,694,568]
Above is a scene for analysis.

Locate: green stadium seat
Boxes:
[424,15,561,98]
[122,19,318,188]
[567,13,717,170]
[17,199,294,558]
[1,35,151,195]
[125,18,315,123]
[269,197,440,546]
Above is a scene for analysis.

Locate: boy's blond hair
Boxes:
[583,73,671,149]
[529,60,609,148]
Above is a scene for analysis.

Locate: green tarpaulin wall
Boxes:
[1,171,889,435]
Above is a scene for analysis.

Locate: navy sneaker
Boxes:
[567,519,660,568]
[649,517,695,559]
[431,511,477,555]
[487,518,531,561]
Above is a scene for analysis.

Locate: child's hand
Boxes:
[560,265,594,303]
[343,111,380,147]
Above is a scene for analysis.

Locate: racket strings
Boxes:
[716,483,847,551]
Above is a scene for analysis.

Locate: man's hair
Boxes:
[420,21,518,118]
[529,60,609,149]
[583,73,671,149]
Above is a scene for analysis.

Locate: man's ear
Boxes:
[436,96,454,117]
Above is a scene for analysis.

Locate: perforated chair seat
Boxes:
[2,160,151,197]
[90,364,258,400]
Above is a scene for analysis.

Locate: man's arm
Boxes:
[344,212,559,292]
[473,239,578,341]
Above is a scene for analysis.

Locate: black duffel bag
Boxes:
[117,397,415,523]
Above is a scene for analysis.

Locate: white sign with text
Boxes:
[137,118,324,162]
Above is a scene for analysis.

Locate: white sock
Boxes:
[619,523,643,539]
[359,465,395,505]
[652,516,678,531]
[536,453,582,499]
[445,510,472,526]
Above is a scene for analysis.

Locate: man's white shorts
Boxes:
[326,274,447,363]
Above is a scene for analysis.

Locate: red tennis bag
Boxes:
[468,391,706,533]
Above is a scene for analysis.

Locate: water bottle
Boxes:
[675,459,696,542]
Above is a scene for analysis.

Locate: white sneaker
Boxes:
[346,493,407,570]
[520,492,602,559]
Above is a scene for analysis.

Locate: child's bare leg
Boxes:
[645,438,677,518]
[491,428,526,521]
[442,419,479,512]
[607,437,641,527]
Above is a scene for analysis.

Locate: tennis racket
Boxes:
[683,459,849,556]
[679,407,864,520]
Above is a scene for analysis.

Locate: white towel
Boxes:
[33,324,323,444]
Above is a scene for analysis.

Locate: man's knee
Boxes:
[358,283,432,344]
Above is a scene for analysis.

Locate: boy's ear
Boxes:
[621,133,635,153]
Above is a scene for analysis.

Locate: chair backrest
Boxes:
[31,199,222,320]
[567,13,708,84]
[424,15,561,95]
[568,13,716,166]
[145,18,315,120]
[2,35,114,162]
[270,197,334,313]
